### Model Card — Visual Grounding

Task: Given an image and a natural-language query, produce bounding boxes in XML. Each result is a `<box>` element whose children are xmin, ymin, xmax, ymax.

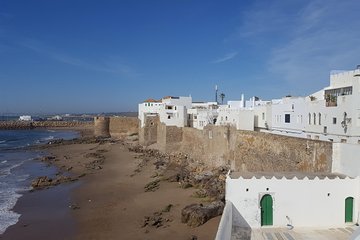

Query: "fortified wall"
<box><xmin>93</xmin><ymin>115</ymin><xmax>333</xmax><ymax>172</ymax></box>
<box><xmin>93</xmin><ymin>116</ymin><xmax>139</xmax><ymax>139</ymax></box>
<box><xmin>139</xmin><ymin>118</ymin><xmax>333</xmax><ymax>172</ymax></box>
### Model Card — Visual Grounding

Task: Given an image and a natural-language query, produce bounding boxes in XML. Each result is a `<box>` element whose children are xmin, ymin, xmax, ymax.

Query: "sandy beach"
<box><xmin>1</xmin><ymin>131</ymin><xmax>221</xmax><ymax>240</ymax></box>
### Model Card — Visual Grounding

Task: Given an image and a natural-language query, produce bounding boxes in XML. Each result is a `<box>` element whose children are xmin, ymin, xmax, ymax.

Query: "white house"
<box><xmin>188</xmin><ymin>102</ymin><xmax>218</xmax><ymax>130</ymax></box>
<box><xmin>216</xmin><ymin>172</ymin><xmax>360</xmax><ymax>239</ymax></box>
<box><xmin>18</xmin><ymin>115</ymin><xmax>32</xmax><ymax>121</ymax></box>
<box><xmin>216</xmin><ymin>104</ymin><xmax>254</xmax><ymax>131</ymax></box>
<box><xmin>138</xmin><ymin>96</ymin><xmax>192</xmax><ymax>128</ymax></box>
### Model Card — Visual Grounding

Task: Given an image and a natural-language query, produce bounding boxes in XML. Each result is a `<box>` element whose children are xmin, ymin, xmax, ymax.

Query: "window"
<box><xmin>285</xmin><ymin>114</ymin><xmax>290</xmax><ymax>123</ymax></box>
<box><xmin>225</xmin><ymin>116</ymin><xmax>228</xmax><ymax>121</ymax></box>
<box><xmin>313</xmin><ymin>113</ymin><xmax>316</xmax><ymax>125</ymax></box>
<box><xmin>174</xmin><ymin>106</ymin><xmax>177</xmax><ymax>110</ymax></box>
<box><xmin>341</xmin><ymin>139</ymin><xmax>347</xmax><ymax>143</ymax></box>
<box><xmin>262</xmin><ymin>113</ymin><xmax>265</xmax><ymax>120</ymax></box>
<box><xmin>167</xmin><ymin>115</ymin><xmax>171</xmax><ymax>119</ymax></box>
<box><xmin>319</xmin><ymin>113</ymin><xmax>321</xmax><ymax>125</ymax></box>
<box><xmin>309</xmin><ymin>113</ymin><xmax>311</xmax><ymax>125</ymax></box>
<box><xmin>292</xmin><ymin>104</ymin><xmax>294</xmax><ymax>110</ymax></box>
<box><xmin>324</xmin><ymin>126</ymin><xmax>327</xmax><ymax>134</ymax></box>
<box><xmin>333</xmin><ymin>117</ymin><xmax>337</xmax><ymax>124</ymax></box>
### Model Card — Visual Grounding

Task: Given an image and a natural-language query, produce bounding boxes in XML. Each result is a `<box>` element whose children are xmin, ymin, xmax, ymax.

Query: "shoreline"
<box><xmin>0</xmin><ymin>127</ymin><xmax>91</xmax><ymax>240</ymax></box>
<box><xmin>1</xmin><ymin>128</ymin><xmax>222</xmax><ymax>239</ymax></box>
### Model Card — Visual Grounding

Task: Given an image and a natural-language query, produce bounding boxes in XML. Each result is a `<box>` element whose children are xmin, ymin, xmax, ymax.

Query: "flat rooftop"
<box><xmin>229</xmin><ymin>171</ymin><xmax>350</xmax><ymax>179</ymax></box>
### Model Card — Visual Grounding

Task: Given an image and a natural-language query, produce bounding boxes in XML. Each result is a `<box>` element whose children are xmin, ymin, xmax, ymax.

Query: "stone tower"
<box><xmin>94</xmin><ymin>116</ymin><xmax>111</xmax><ymax>138</ymax></box>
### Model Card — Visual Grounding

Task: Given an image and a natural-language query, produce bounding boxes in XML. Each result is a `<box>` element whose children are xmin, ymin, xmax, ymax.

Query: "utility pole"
<box><xmin>215</xmin><ymin>85</ymin><xmax>218</xmax><ymax>104</ymax></box>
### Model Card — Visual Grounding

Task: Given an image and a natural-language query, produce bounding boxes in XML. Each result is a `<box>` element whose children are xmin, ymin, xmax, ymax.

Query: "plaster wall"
<box><xmin>332</xmin><ymin>143</ymin><xmax>360</xmax><ymax>177</ymax></box>
<box><xmin>226</xmin><ymin>176</ymin><xmax>360</xmax><ymax>228</ymax></box>
<box><xmin>216</xmin><ymin>108</ymin><xmax>254</xmax><ymax>131</ymax></box>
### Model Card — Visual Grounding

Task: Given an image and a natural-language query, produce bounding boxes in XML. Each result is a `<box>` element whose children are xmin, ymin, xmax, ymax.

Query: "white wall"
<box><xmin>159</xmin><ymin>105</ymin><xmax>187</xmax><ymax>127</ymax></box>
<box><xmin>216</xmin><ymin>107</ymin><xmax>254</xmax><ymax>131</ymax></box>
<box><xmin>226</xmin><ymin>176</ymin><xmax>360</xmax><ymax>228</ymax></box>
<box><xmin>332</xmin><ymin>143</ymin><xmax>360</xmax><ymax>178</ymax></box>
<box><xmin>271</xmin><ymin>97</ymin><xmax>306</xmax><ymax>134</ymax></box>
<box><xmin>138</xmin><ymin>102</ymin><xmax>164</xmax><ymax>127</ymax></box>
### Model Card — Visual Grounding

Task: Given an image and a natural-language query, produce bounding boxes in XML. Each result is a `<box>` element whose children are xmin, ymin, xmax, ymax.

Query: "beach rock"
<box><xmin>188</xmin><ymin>235</ymin><xmax>198</xmax><ymax>240</ymax></box>
<box><xmin>162</xmin><ymin>204</ymin><xmax>173</xmax><ymax>213</ymax></box>
<box><xmin>85</xmin><ymin>158</ymin><xmax>104</xmax><ymax>170</ymax></box>
<box><xmin>181</xmin><ymin>201</ymin><xmax>224</xmax><ymax>227</ymax></box>
<box><xmin>40</xmin><ymin>156</ymin><xmax>56</xmax><ymax>162</ymax></box>
<box><xmin>142</xmin><ymin>211</ymin><xmax>172</xmax><ymax>229</ymax></box>
<box><xmin>193</xmin><ymin>189</ymin><xmax>207</xmax><ymax>198</ymax></box>
<box><xmin>144</xmin><ymin>179</ymin><xmax>160</xmax><ymax>192</ymax></box>
<box><xmin>31</xmin><ymin>175</ymin><xmax>79</xmax><ymax>189</ymax></box>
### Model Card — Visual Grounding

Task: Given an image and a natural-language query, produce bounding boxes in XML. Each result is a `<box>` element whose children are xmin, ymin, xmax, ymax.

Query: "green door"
<box><xmin>345</xmin><ymin>197</ymin><xmax>354</xmax><ymax>223</ymax></box>
<box><xmin>260</xmin><ymin>194</ymin><xmax>273</xmax><ymax>226</ymax></box>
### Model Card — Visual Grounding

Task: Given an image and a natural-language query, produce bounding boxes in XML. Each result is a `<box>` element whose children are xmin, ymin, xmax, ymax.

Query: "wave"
<box><xmin>0</xmin><ymin>140</ymin><xmax>6</xmax><ymax>144</ymax></box>
<box><xmin>0</xmin><ymin>189</ymin><xmax>23</xmax><ymax>234</ymax></box>
<box><xmin>1</xmin><ymin>160</ymin><xmax>7</xmax><ymax>164</ymax></box>
<box><xmin>40</xmin><ymin>136</ymin><xmax>54</xmax><ymax>142</ymax></box>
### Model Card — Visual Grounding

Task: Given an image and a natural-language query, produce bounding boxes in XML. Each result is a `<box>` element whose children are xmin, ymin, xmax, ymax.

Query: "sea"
<box><xmin>0</xmin><ymin>129</ymin><xmax>79</xmax><ymax>234</ymax></box>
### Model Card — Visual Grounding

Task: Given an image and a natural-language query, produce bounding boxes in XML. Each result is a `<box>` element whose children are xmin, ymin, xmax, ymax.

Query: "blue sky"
<box><xmin>0</xmin><ymin>0</ymin><xmax>359</xmax><ymax>114</ymax></box>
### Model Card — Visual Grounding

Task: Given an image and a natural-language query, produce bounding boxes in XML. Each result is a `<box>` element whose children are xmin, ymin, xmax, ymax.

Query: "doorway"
<box><xmin>345</xmin><ymin>197</ymin><xmax>354</xmax><ymax>223</ymax></box>
<box><xmin>260</xmin><ymin>194</ymin><xmax>273</xmax><ymax>226</ymax></box>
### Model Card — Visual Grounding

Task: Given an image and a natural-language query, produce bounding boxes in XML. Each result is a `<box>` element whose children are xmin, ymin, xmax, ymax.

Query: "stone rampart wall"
<box><xmin>149</xmin><ymin>123</ymin><xmax>333</xmax><ymax>172</ymax></box>
<box><xmin>109</xmin><ymin>116</ymin><xmax>138</xmax><ymax>139</ymax></box>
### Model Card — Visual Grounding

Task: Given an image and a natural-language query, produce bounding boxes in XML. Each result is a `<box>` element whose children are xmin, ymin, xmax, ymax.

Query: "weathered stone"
<box><xmin>31</xmin><ymin>175</ymin><xmax>79</xmax><ymax>189</ymax></box>
<box><xmin>181</xmin><ymin>201</ymin><xmax>224</xmax><ymax>227</ymax></box>
<box><xmin>144</xmin><ymin>179</ymin><xmax>160</xmax><ymax>192</ymax></box>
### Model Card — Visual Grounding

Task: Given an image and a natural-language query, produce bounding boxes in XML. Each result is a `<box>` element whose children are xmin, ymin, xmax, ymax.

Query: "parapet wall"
<box><xmin>142</xmin><ymin>121</ymin><xmax>333</xmax><ymax>172</ymax></box>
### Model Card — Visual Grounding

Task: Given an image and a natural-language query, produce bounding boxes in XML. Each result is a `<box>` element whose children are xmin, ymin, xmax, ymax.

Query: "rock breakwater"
<box><xmin>0</xmin><ymin>121</ymin><xmax>93</xmax><ymax>130</ymax></box>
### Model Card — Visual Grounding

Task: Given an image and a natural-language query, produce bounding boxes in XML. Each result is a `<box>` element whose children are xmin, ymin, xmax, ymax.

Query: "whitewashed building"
<box><xmin>216</xmin><ymin>172</ymin><xmax>360</xmax><ymax>239</ymax></box>
<box><xmin>138</xmin><ymin>96</ymin><xmax>192</xmax><ymax>128</ymax></box>
<box><xmin>216</xmin><ymin>104</ymin><xmax>254</xmax><ymax>131</ymax></box>
<box><xmin>254</xmin><ymin>67</ymin><xmax>360</xmax><ymax>144</ymax></box>
<box><xmin>18</xmin><ymin>115</ymin><xmax>32</xmax><ymax>121</ymax></box>
<box><xmin>187</xmin><ymin>102</ymin><xmax>218</xmax><ymax>130</ymax></box>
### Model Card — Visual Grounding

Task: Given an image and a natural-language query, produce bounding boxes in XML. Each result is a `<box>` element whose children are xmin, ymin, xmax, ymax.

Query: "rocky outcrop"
<box><xmin>181</xmin><ymin>201</ymin><xmax>224</xmax><ymax>227</ymax></box>
<box><xmin>31</xmin><ymin>175</ymin><xmax>81</xmax><ymax>189</ymax></box>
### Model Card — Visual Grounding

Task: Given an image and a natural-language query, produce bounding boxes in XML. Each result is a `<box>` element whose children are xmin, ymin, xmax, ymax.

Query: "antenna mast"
<box><xmin>215</xmin><ymin>85</ymin><xmax>218</xmax><ymax>104</ymax></box>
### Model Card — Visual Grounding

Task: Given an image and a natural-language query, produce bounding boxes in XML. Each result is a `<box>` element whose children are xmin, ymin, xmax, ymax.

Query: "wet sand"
<box><xmin>1</xmin><ymin>136</ymin><xmax>220</xmax><ymax>239</ymax></box>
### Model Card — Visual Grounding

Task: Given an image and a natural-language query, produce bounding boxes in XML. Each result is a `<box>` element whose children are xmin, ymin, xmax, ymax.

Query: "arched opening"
<box><xmin>260</xmin><ymin>194</ymin><xmax>273</xmax><ymax>226</ymax></box>
<box><xmin>308</xmin><ymin>113</ymin><xmax>311</xmax><ymax>125</ymax></box>
<box><xmin>345</xmin><ymin>197</ymin><xmax>354</xmax><ymax>223</ymax></box>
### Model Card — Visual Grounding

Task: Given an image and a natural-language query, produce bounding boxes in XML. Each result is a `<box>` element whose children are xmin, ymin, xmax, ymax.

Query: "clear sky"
<box><xmin>1</xmin><ymin>0</ymin><xmax>359</xmax><ymax>114</ymax></box>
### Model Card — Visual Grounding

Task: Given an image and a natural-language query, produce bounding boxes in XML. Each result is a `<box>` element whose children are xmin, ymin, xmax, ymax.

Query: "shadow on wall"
<box><xmin>232</xmin><ymin>205</ymin><xmax>252</xmax><ymax>240</ymax></box>
<box><xmin>215</xmin><ymin>201</ymin><xmax>251</xmax><ymax>240</ymax></box>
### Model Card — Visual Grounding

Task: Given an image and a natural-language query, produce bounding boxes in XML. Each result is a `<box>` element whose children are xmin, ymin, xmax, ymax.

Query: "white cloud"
<box><xmin>212</xmin><ymin>51</ymin><xmax>238</xmax><ymax>63</ymax></box>
<box><xmin>236</xmin><ymin>0</ymin><xmax>360</xmax><ymax>95</ymax></box>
